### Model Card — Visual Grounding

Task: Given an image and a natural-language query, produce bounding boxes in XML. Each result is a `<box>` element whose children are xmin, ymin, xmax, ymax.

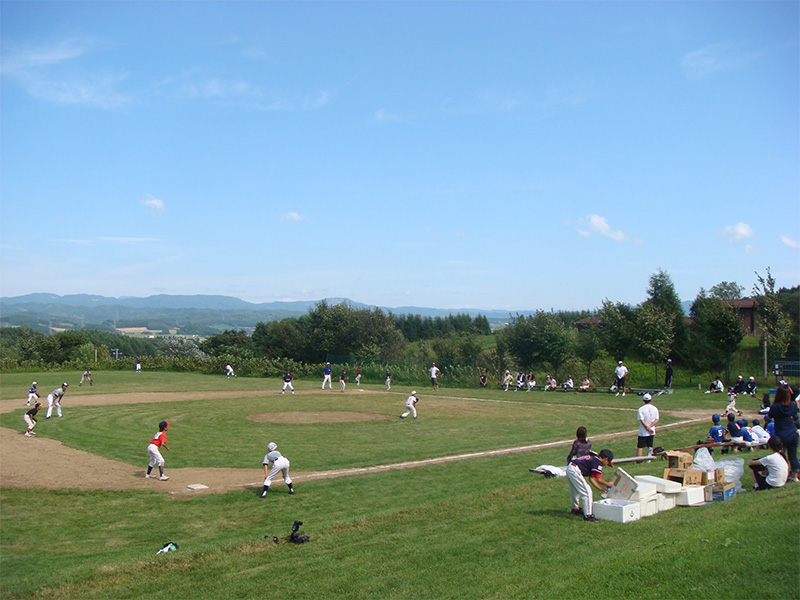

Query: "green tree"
<box><xmin>753</xmin><ymin>268</ymin><xmax>792</xmax><ymax>371</ymax></box>
<box><xmin>688</xmin><ymin>290</ymin><xmax>744</xmax><ymax>378</ymax></box>
<box><xmin>500</xmin><ymin>311</ymin><xmax>571</xmax><ymax>378</ymax></box>
<box><xmin>597</xmin><ymin>300</ymin><xmax>636</xmax><ymax>361</ymax></box>
<box><xmin>710</xmin><ymin>281</ymin><xmax>745</xmax><ymax>301</ymax></box>
<box><xmin>644</xmin><ymin>269</ymin><xmax>686</xmax><ymax>361</ymax></box>
<box><xmin>574</xmin><ymin>321</ymin><xmax>604</xmax><ymax>378</ymax></box>
<box><xmin>200</xmin><ymin>330</ymin><xmax>254</xmax><ymax>358</ymax></box>
<box><xmin>252</xmin><ymin>320</ymin><xmax>304</xmax><ymax>360</ymax></box>
<box><xmin>634</xmin><ymin>302</ymin><xmax>674</xmax><ymax>383</ymax></box>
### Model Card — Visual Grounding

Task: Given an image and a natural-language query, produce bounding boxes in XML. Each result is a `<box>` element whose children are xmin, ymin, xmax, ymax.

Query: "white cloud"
<box><xmin>577</xmin><ymin>214</ymin><xmax>640</xmax><ymax>244</ymax></box>
<box><xmin>781</xmin><ymin>235</ymin><xmax>800</xmax><ymax>250</ymax></box>
<box><xmin>454</xmin><ymin>231</ymin><xmax>466</xmax><ymax>238</ymax></box>
<box><xmin>282</xmin><ymin>212</ymin><xmax>306</xmax><ymax>222</ymax></box>
<box><xmin>681</xmin><ymin>43</ymin><xmax>752</xmax><ymax>79</ymax></box>
<box><xmin>1</xmin><ymin>39</ymin><xmax>134</xmax><ymax>110</ymax></box>
<box><xmin>721</xmin><ymin>222</ymin><xmax>753</xmax><ymax>243</ymax></box>
<box><xmin>141</xmin><ymin>195</ymin><xmax>165</xmax><ymax>216</ymax></box>
<box><xmin>100</xmin><ymin>237</ymin><xmax>161</xmax><ymax>244</ymax></box>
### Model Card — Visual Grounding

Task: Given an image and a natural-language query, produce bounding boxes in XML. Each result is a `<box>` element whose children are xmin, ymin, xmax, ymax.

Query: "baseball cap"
<box><xmin>737</xmin><ymin>419</ymin><xmax>746</xmax><ymax>427</ymax></box>
<box><xmin>159</xmin><ymin>420</ymin><xmax>171</xmax><ymax>429</ymax></box>
<box><xmin>618</xmin><ymin>361</ymin><xmax>623</xmax><ymax>365</ymax></box>
<box><xmin>712</xmin><ymin>413</ymin><xmax>720</xmax><ymax>422</ymax></box>
<box><xmin>643</xmin><ymin>393</ymin><xmax>652</xmax><ymax>402</ymax></box>
<box><xmin>61</xmin><ymin>382</ymin><xmax>69</xmax><ymax>387</ymax></box>
<box><xmin>32</xmin><ymin>381</ymin><xmax>37</xmax><ymax>385</ymax></box>
<box><xmin>753</xmin><ymin>419</ymin><xmax>760</xmax><ymax>425</ymax></box>
<box><xmin>268</xmin><ymin>442</ymin><xmax>277</xmax><ymax>451</ymax></box>
<box><xmin>737</xmin><ymin>375</ymin><xmax>743</xmax><ymax>379</ymax></box>
<box><xmin>749</xmin><ymin>377</ymin><xmax>755</xmax><ymax>381</ymax></box>
<box><xmin>599</xmin><ymin>449</ymin><xmax>614</xmax><ymax>466</ymax></box>
<box><xmin>411</xmin><ymin>390</ymin><xmax>417</xmax><ymax>395</ymax></box>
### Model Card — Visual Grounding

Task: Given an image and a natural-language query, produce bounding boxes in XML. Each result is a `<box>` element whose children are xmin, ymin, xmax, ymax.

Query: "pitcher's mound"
<box><xmin>247</xmin><ymin>411</ymin><xmax>392</xmax><ymax>424</ymax></box>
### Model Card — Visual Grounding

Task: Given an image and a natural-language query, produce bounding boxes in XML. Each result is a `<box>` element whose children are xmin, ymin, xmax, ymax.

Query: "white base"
<box><xmin>186</xmin><ymin>483</ymin><xmax>209</xmax><ymax>491</ymax></box>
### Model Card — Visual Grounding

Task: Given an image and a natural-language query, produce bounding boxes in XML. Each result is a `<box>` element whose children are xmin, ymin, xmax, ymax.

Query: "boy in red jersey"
<box><xmin>146</xmin><ymin>421</ymin><xmax>171</xmax><ymax>481</ymax></box>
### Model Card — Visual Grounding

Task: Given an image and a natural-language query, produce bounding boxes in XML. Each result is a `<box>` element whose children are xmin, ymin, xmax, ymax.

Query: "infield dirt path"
<box><xmin>0</xmin><ymin>391</ymin><xmax>708</xmax><ymax>495</ymax></box>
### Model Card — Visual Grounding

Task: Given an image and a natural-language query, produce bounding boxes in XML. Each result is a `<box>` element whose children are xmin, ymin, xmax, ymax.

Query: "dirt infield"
<box><xmin>0</xmin><ymin>391</ymin><xmax>707</xmax><ymax>495</ymax></box>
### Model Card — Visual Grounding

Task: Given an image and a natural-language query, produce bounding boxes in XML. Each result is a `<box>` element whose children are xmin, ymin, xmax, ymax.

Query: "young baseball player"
<box><xmin>23</xmin><ymin>402</ymin><xmax>42</xmax><ymax>437</ymax></box>
<box><xmin>26</xmin><ymin>381</ymin><xmax>38</xmax><ymax>406</ymax></box>
<box><xmin>702</xmin><ymin>413</ymin><xmax>728</xmax><ymax>453</ymax></box>
<box><xmin>261</xmin><ymin>442</ymin><xmax>294</xmax><ymax>496</ymax></box>
<box><xmin>79</xmin><ymin>368</ymin><xmax>93</xmax><ymax>386</ymax></box>
<box><xmin>723</xmin><ymin>388</ymin><xmax>743</xmax><ymax>417</ymax></box>
<box><xmin>322</xmin><ymin>363</ymin><xmax>333</xmax><ymax>389</ymax></box>
<box><xmin>430</xmin><ymin>363</ymin><xmax>440</xmax><ymax>390</ymax></box>
<box><xmin>385</xmin><ymin>370</ymin><xmax>392</xmax><ymax>390</ymax></box>
<box><xmin>566</xmin><ymin>449</ymin><xmax>615</xmax><ymax>522</ymax></box>
<box><xmin>45</xmin><ymin>383</ymin><xmax>68</xmax><ymax>419</ymax></box>
<box><xmin>339</xmin><ymin>369</ymin><xmax>347</xmax><ymax>392</ymax></box>
<box><xmin>355</xmin><ymin>367</ymin><xmax>361</xmax><ymax>386</ymax></box>
<box><xmin>400</xmin><ymin>391</ymin><xmax>419</xmax><ymax>419</ymax></box>
<box><xmin>146</xmin><ymin>421</ymin><xmax>171</xmax><ymax>480</ymax></box>
<box><xmin>225</xmin><ymin>364</ymin><xmax>236</xmax><ymax>377</ymax></box>
<box><xmin>282</xmin><ymin>371</ymin><xmax>295</xmax><ymax>394</ymax></box>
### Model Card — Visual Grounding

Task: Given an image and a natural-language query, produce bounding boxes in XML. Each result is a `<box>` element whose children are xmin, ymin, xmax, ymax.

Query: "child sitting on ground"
<box><xmin>726</xmin><ymin>413</ymin><xmax>746</xmax><ymax>451</ymax></box>
<box><xmin>759</xmin><ymin>393</ymin><xmax>771</xmax><ymax>415</ymax></box>
<box><xmin>750</xmin><ymin>419</ymin><xmax>771</xmax><ymax>447</ymax></box>
<box><xmin>748</xmin><ymin>436</ymin><xmax>789</xmax><ymax>490</ymax></box>
<box><xmin>698</xmin><ymin>413</ymin><xmax>728</xmax><ymax>453</ymax></box>
<box><xmin>566</xmin><ymin>426</ymin><xmax>592</xmax><ymax>463</ymax></box>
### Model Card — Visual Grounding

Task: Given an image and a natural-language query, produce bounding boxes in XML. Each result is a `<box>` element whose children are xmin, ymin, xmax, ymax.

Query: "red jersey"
<box><xmin>150</xmin><ymin>431</ymin><xmax>167</xmax><ymax>447</ymax></box>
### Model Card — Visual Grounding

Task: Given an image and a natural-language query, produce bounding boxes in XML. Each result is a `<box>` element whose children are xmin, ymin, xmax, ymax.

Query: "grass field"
<box><xmin>1</xmin><ymin>371</ymin><xmax>798</xmax><ymax>599</ymax></box>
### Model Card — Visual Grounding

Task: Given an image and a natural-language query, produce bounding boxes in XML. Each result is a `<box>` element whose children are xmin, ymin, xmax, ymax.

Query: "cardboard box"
<box><xmin>656</xmin><ymin>492</ymin><xmax>677</xmax><ymax>511</ymax></box>
<box><xmin>665</xmin><ymin>451</ymin><xmax>693</xmax><ymax>469</ymax></box>
<box><xmin>704</xmin><ymin>482</ymin><xmax>736</xmax><ymax>502</ymax></box>
<box><xmin>677</xmin><ymin>486</ymin><xmax>706</xmax><ymax>506</ymax></box>
<box><xmin>701</xmin><ymin>470</ymin><xmax>716</xmax><ymax>485</ymax></box>
<box><xmin>715</xmin><ymin>468</ymin><xmax>726</xmax><ymax>483</ymax></box>
<box><xmin>593</xmin><ymin>499</ymin><xmax>641</xmax><ymax>523</ymax></box>
<box><xmin>664</xmin><ymin>468</ymin><xmax>703</xmax><ymax>486</ymax></box>
<box><xmin>635</xmin><ymin>475</ymin><xmax>682</xmax><ymax>494</ymax></box>
<box><xmin>639</xmin><ymin>496</ymin><xmax>659</xmax><ymax>517</ymax></box>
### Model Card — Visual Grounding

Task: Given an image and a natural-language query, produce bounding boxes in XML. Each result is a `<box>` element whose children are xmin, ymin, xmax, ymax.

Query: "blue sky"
<box><xmin>1</xmin><ymin>1</ymin><xmax>798</xmax><ymax>311</ymax></box>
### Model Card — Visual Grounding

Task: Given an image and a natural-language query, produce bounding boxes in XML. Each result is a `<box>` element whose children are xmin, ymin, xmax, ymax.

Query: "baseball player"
<box><xmin>322</xmin><ymin>363</ymin><xmax>333</xmax><ymax>389</ymax></box>
<box><xmin>45</xmin><ymin>383</ymin><xmax>68</xmax><ymax>419</ymax></box>
<box><xmin>135</xmin><ymin>357</ymin><xmax>141</xmax><ymax>373</ymax></box>
<box><xmin>400</xmin><ymin>391</ymin><xmax>419</xmax><ymax>419</ymax></box>
<box><xmin>225</xmin><ymin>364</ymin><xmax>236</xmax><ymax>377</ymax></box>
<box><xmin>355</xmin><ymin>367</ymin><xmax>361</xmax><ymax>386</ymax></box>
<box><xmin>26</xmin><ymin>381</ymin><xmax>39</xmax><ymax>406</ymax></box>
<box><xmin>24</xmin><ymin>402</ymin><xmax>42</xmax><ymax>437</ymax></box>
<box><xmin>385</xmin><ymin>370</ymin><xmax>392</xmax><ymax>390</ymax></box>
<box><xmin>261</xmin><ymin>442</ymin><xmax>294</xmax><ymax>496</ymax></box>
<box><xmin>79</xmin><ymin>368</ymin><xmax>93</xmax><ymax>386</ymax></box>
<box><xmin>145</xmin><ymin>421</ymin><xmax>171</xmax><ymax>480</ymax></box>
<box><xmin>339</xmin><ymin>369</ymin><xmax>347</xmax><ymax>393</ymax></box>
<box><xmin>566</xmin><ymin>449</ymin><xmax>615</xmax><ymax>522</ymax></box>
<box><xmin>281</xmin><ymin>371</ymin><xmax>295</xmax><ymax>394</ymax></box>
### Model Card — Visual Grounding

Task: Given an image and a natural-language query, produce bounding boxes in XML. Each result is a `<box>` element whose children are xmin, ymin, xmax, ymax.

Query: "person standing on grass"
<box><xmin>479</xmin><ymin>371</ymin><xmax>488</xmax><ymax>388</ymax></box>
<box><xmin>23</xmin><ymin>402</ymin><xmax>42</xmax><ymax>437</ymax></box>
<box><xmin>26</xmin><ymin>381</ymin><xmax>38</xmax><ymax>406</ymax></box>
<box><xmin>566</xmin><ymin>426</ymin><xmax>592</xmax><ymax>463</ymax></box>
<box><xmin>281</xmin><ymin>371</ymin><xmax>295</xmax><ymax>395</ymax></box>
<box><xmin>79</xmin><ymin>368</ymin><xmax>93</xmax><ymax>386</ymax></box>
<box><xmin>768</xmin><ymin>385</ymin><xmax>799</xmax><ymax>482</ymax></box>
<box><xmin>135</xmin><ymin>357</ymin><xmax>141</xmax><ymax>373</ymax></box>
<box><xmin>355</xmin><ymin>367</ymin><xmax>361</xmax><ymax>386</ymax></box>
<box><xmin>261</xmin><ymin>442</ymin><xmax>294</xmax><ymax>497</ymax></box>
<box><xmin>614</xmin><ymin>361</ymin><xmax>628</xmax><ymax>396</ymax></box>
<box><xmin>322</xmin><ymin>362</ymin><xmax>333</xmax><ymax>389</ymax></box>
<box><xmin>146</xmin><ymin>421</ymin><xmax>171</xmax><ymax>481</ymax></box>
<box><xmin>664</xmin><ymin>359</ymin><xmax>673</xmax><ymax>388</ymax></box>
<box><xmin>566</xmin><ymin>449</ymin><xmax>615</xmax><ymax>522</ymax></box>
<box><xmin>636</xmin><ymin>393</ymin><xmax>659</xmax><ymax>457</ymax></box>
<box><xmin>340</xmin><ymin>369</ymin><xmax>348</xmax><ymax>393</ymax></box>
<box><xmin>45</xmin><ymin>383</ymin><xmax>68</xmax><ymax>419</ymax></box>
<box><xmin>385</xmin><ymin>370</ymin><xmax>392</xmax><ymax>391</ymax></box>
<box><xmin>430</xmin><ymin>363</ymin><xmax>440</xmax><ymax>390</ymax></box>
<box><xmin>749</xmin><ymin>436</ymin><xmax>789</xmax><ymax>490</ymax></box>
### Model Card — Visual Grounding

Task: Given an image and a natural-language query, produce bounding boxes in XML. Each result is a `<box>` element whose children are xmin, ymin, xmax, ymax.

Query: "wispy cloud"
<box><xmin>781</xmin><ymin>235</ymin><xmax>800</xmax><ymax>250</ymax></box>
<box><xmin>1</xmin><ymin>38</ymin><xmax>134</xmax><ymax>109</ymax></box>
<box><xmin>681</xmin><ymin>43</ymin><xmax>753</xmax><ymax>79</ymax></box>
<box><xmin>282</xmin><ymin>212</ymin><xmax>306</xmax><ymax>222</ymax></box>
<box><xmin>576</xmin><ymin>214</ymin><xmax>641</xmax><ymax>244</ymax></box>
<box><xmin>373</xmin><ymin>108</ymin><xmax>404</xmax><ymax>122</ymax></box>
<box><xmin>721</xmin><ymin>222</ymin><xmax>753</xmax><ymax>243</ymax></box>
<box><xmin>99</xmin><ymin>237</ymin><xmax>161</xmax><ymax>244</ymax></box>
<box><xmin>177</xmin><ymin>77</ymin><xmax>330</xmax><ymax>110</ymax></box>
<box><xmin>141</xmin><ymin>194</ymin><xmax>165</xmax><ymax>216</ymax></box>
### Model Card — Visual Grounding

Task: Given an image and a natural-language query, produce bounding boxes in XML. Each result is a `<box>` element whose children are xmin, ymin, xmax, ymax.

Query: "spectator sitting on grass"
<box><xmin>749</xmin><ymin>435</ymin><xmax>789</xmax><ymax>491</ymax></box>
<box><xmin>750</xmin><ymin>419</ymin><xmax>771</xmax><ymax>447</ymax></box>
<box><xmin>732</xmin><ymin>375</ymin><xmax>747</xmax><ymax>395</ymax></box>
<box><xmin>746</xmin><ymin>377</ymin><xmax>758</xmax><ymax>397</ymax></box>
<box><xmin>580</xmin><ymin>376</ymin><xmax>591</xmax><ymax>392</ymax></box>
<box><xmin>705</xmin><ymin>376</ymin><xmax>725</xmax><ymax>394</ymax></box>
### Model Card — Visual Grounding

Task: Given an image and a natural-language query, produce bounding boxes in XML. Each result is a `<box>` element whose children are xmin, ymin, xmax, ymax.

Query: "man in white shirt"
<box><xmin>614</xmin><ymin>361</ymin><xmax>628</xmax><ymax>397</ymax></box>
<box><xmin>636</xmin><ymin>393</ymin><xmax>659</xmax><ymax>457</ymax></box>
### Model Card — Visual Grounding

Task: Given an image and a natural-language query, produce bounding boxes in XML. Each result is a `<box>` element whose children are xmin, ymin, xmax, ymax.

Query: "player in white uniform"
<box><xmin>46</xmin><ymin>383</ymin><xmax>68</xmax><ymax>419</ymax></box>
<box><xmin>614</xmin><ymin>361</ymin><xmax>628</xmax><ymax>396</ymax></box>
<box><xmin>225</xmin><ymin>364</ymin><xmax>236</xmax><ymax>377</ymax></box>
<box><xmin>26</xmin><ymin>382</ymin><xmax>39</xmax><ymax>406</ymax></box>
<box><xmin>261</xmin><ymin>442</ymin><xmax>294</xmax><ymax>496</ymax></box>
<box><xmin>79</xmin><ymin>369</ymin><xmax>93</xmax><ymax>386</ymax></box>
<box><xmin>281</xmin><ymin>371</ymin><xmax>295</xmax><ymax>394</ymax></box>
<box><xmin>400</xmin><ymin>391</ymin><xmax>419</xmax><ymax>419</ymax></box>
<box><xmin>385</xmin><ymin>370</ymin><xmax>392</xmax><ymax>390</ymax></box>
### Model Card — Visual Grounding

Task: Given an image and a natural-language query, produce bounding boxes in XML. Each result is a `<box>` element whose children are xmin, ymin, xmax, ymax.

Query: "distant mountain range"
<box><xmin>0</xmin><ymin>293</ymin><xmax>534</xmax><ymax>335</ymax></box>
